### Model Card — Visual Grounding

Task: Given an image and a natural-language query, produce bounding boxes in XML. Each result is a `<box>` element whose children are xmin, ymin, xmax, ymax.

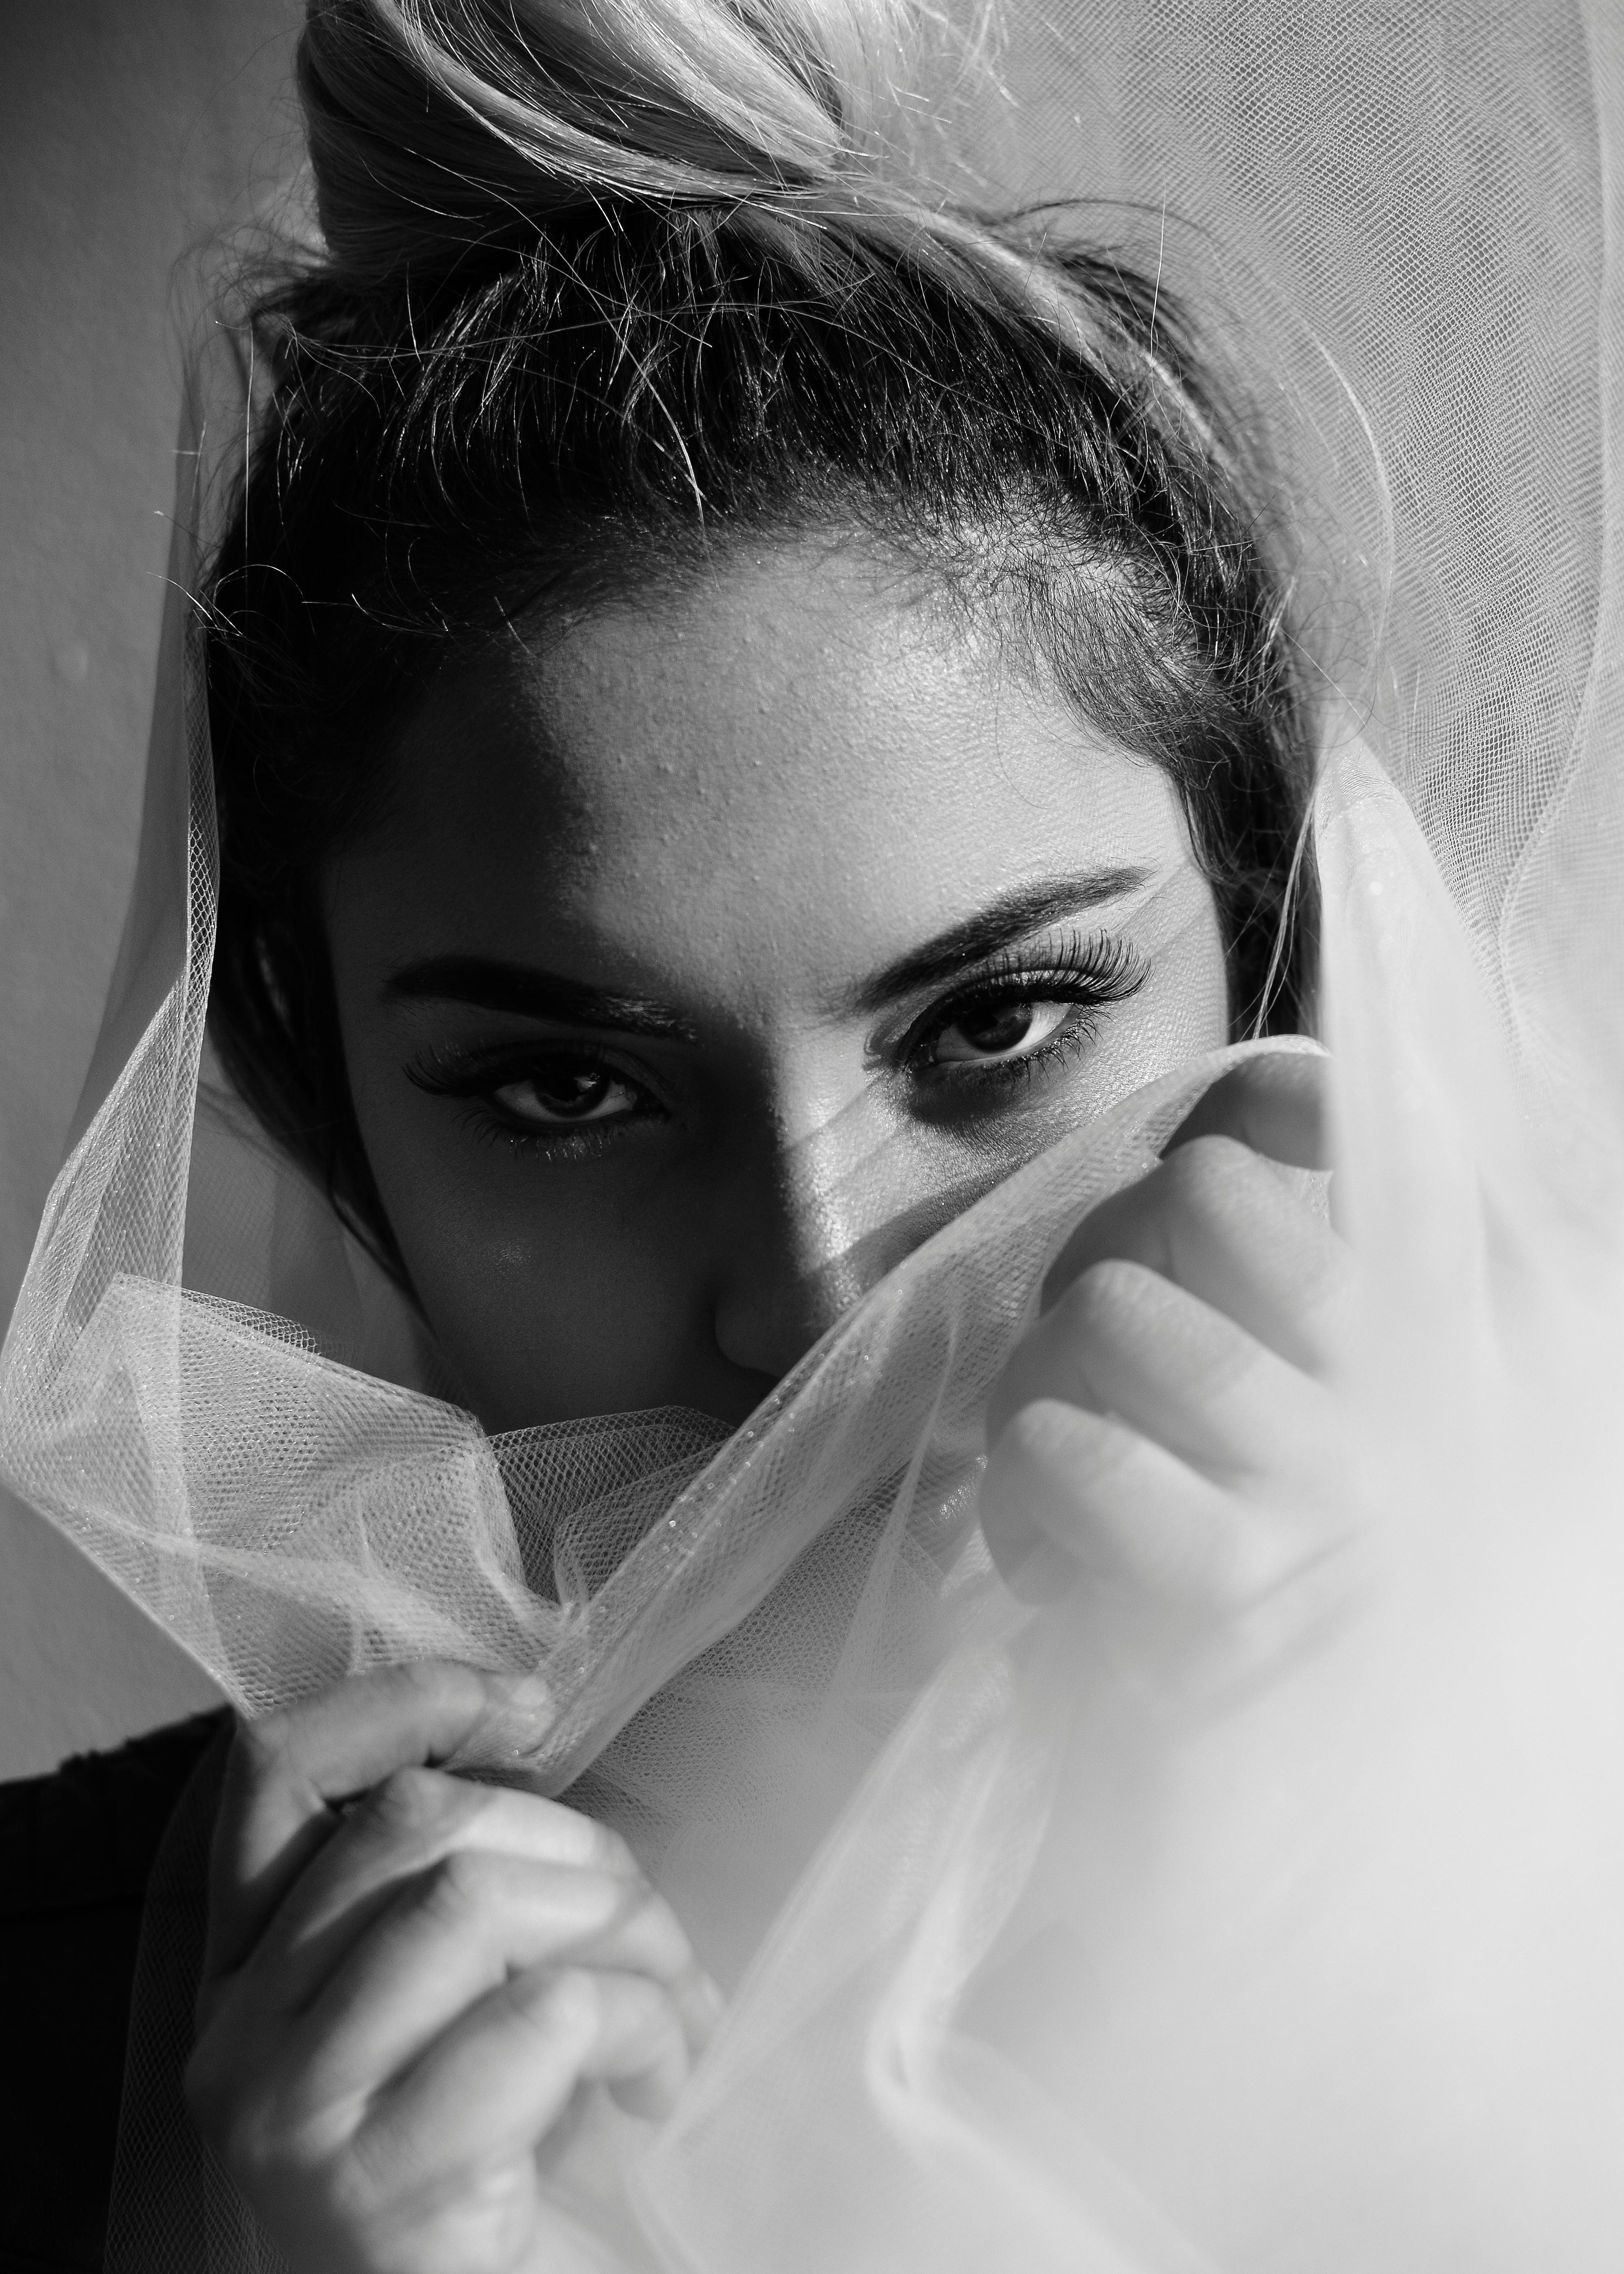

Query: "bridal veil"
<box><xmin>3</xmin><ymin>1</ymin><xmax>1624</xmax><ymax>2265</ymax></box>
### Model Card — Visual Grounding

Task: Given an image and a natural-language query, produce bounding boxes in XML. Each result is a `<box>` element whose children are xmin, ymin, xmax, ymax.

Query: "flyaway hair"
<box><xmin>296</xmin><ymin>0</ymin><xmax>1165</xmax><ymax>366</ymax></box>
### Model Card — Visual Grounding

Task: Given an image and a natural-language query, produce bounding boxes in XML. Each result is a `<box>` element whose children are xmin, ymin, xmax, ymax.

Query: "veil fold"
<box><xmin>5</xmin><ymin>1</ymin><xmax>1624</xmax><ymax>2265</ymax></box>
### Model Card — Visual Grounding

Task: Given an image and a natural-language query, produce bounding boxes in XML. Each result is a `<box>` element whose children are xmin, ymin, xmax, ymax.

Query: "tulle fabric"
<box><xmin>4</xmin><ymin>0</ymin><xmax>1624</xmax><ymax>2265</ymax></box>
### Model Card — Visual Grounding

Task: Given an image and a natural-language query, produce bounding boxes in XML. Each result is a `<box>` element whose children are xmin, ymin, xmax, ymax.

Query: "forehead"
<box><xmin>340</xmin><ymin>535</ymin><xmax>1194</xmax><ymax>997</ymax></box>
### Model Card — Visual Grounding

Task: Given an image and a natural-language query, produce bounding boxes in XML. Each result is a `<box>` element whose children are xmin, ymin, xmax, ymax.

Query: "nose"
<box><xmin>708</xmin><ymin>1105</ymin><xmax>993</xmax><ymax>1386</ymax></box>
<box><xmin>709</xmin><ymin>1132</ymin><xmax>873</xmax><ymax>1383</ymax></box>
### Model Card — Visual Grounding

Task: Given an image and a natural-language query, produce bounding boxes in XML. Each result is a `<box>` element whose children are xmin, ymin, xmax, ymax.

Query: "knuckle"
<box><xmin>393</xmin><ymin>1656</ymin><xmax>485</xmax><ymax>1714</ymax></box>
<box><xmin>1063</xmin><ymin>1254</ymin><xmax>1156</xmax><ymax>1330</ymax></box>
<box><xmin>1163</xmin><ymin>1131</ymin><xmax>1250</xmax><ymax>1203</ymax></box>
<box><xmin>609</xmin><ymin>1969</ymin><xmax>674</xmax><ymax>2042</ymax></box>
<box><xmin>366</xmin><ymin>1763</ymin><xmax>466</xmax><ymax>1842</ymax></box>
<box><xmin>418</xmin><ymin>1843</ymin><xmax>493</xmax><ymax>1926</ymax></box>
<box><xmin>504</xmin><ymin>1961</ymin><xmax>599</xmax><ymax>2054</ymax></box>
<box><xmin>185</xmin><ymin>2040</ymin><xmax>273</xmax><ymax>2181</ymax></box>
<box><xmin>549</xmin><ymin>1962</ymin><xmax>602</xmax><ymax>2023</ymax></box>
<box><xmin>1002</xmin><ymin>1396</ymin><xmax>1079</xmax><ymax>1464</ymax></box>
<box><xmin>591</xmin><ymin>1821</ymin><xmax>637</xmax><ymax>1878</ymax></box>
<box><xmin>619</xmin><ymin>1880</ymin><xmax>678</xmax><ymax>1959</ymax></box>
<box><xmin>1009</xmin><ymin>1396</ymin><xmax>1129</xmax><ymax>1486</ymax></box>
<box><xmin>233</xmin><ymin>1710</ymin><xmax>295</xmax><ymax>1785</ymax></box>
<box><xmin>548</xmin><ymin>1798</ymin><xmax>635</xmax><ymax>1875</ymax></box>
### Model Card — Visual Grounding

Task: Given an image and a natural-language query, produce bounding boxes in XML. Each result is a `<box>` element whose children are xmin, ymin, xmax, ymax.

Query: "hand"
<box><xmin>981</xmin><ymin>1054</ymin><xmax>1354</xmax><ymax>1651</ymax></box>
<box><xmin>185</xmin><ymin>1662</ymin><xmax>719</xmax><ymax>2274</ymax></box>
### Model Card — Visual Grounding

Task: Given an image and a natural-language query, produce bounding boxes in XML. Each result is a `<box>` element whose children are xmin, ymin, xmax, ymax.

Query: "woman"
<box><xmin>5</xmin><ymin>1</ymin><xmax>1623</xmax><ymax>2269</ymax></box>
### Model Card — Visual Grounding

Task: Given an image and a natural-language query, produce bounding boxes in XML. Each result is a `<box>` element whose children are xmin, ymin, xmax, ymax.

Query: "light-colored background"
<box><xmin>0</xmin><ymin>0</ymin><xmax>302</xmax><ymax>1777</ymax></box>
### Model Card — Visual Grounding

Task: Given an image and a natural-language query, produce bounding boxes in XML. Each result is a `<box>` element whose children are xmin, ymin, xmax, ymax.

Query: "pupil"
<box><xmin>532</xmin><ymin>1067</ymin><xmax>609</xmax><ymax>1117</ymax></box>
<box><xmin>959</xmin><ymin>1002</ymin><xmax>1034</xmax><ymax>1055</ymax></box>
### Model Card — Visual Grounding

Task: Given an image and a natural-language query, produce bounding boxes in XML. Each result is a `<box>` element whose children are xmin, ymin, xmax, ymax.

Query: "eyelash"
<box><xmin>405</xmin><ymin>929</ymin><xmax>1151</xmax><ymax>1152</ymax></box>
<box><xmin>900</xmin><ymin>930</ymin><xmax>1150</xmax><ymax>1094</ymax></box>
<box><xmin>406</xmin><ymin>1044</ymin><xmax>664</xmax><ymax>1159</ymax></box>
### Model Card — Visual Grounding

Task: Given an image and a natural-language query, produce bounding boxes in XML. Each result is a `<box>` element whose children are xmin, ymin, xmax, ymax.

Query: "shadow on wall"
<box><xmin>0</xmin><ymin>0</ymin><xmax>303</xmax><ymax>1776</ymax></box>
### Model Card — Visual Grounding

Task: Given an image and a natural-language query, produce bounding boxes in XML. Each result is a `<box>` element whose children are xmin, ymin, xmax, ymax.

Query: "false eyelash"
<box><xmin>901</xmin><ymin>928</ymin><xmax>1151</xmax><ymax>1088</ymax></box>
<box><xmin>405</xmin><ymin>1039</ymin><xmax>583</xmax><ymax>1098</ymax></box>
<box><xmin>406</xmin><ymin>1041</ymin><xmax>665</xmax><ymax>1155</ymax></box>
<box><xmin>961</xmin><ymin>927</ymin><xmax>1147</xmax><ymax>1004</ymax></box>
<box><xmin>406</xmin><ymin>1038</ymin><xmax>647</xmax><ymax>1101</ymax></box>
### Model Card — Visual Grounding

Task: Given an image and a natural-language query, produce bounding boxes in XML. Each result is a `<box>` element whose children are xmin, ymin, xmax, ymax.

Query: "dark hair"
<box><xmin>205</xmin><ymin>0</ymin><xmax>1317</xmax><ymax>1282</ymax></box>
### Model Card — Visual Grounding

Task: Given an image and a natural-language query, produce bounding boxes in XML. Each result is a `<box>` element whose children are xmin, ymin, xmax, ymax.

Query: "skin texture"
<box><xmin>190</xmin><ymin>536</ymin><xmax>1349</xmax><ymax>2273</ymax></box>
<box><xmin>326</xmin><ymin>533</ymin><xmax>1229</xmax><ymax>1429</ymax></box>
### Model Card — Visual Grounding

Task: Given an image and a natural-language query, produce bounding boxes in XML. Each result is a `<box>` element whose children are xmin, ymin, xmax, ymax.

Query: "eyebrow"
<box><xmin>846</xmin><ymin>866</ymin><xmax>1155</xmax><ymax>1014</ymax></box>
<box><xmin>382</xmin><ymin>957</ymin><xmax>700</xmax><ymax>1042</ymax></box>
<box><xmin>382</xmin><ymin>865</ymin><xmax>1155</xmax><ymax>1039</ymax></box>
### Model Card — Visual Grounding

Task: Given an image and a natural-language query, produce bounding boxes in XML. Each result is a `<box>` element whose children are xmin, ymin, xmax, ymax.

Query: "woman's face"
<box><xmin>326</xmin><ymin>535</ymin><xmax>1228</xmax><ymax>1429</ymax></box>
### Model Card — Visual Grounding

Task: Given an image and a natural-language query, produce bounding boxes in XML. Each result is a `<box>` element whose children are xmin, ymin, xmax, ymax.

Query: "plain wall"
<box><xmin>0</xmin><ymin>0</ymin><xmax>302</xmax><ymax>1776</ymax></box>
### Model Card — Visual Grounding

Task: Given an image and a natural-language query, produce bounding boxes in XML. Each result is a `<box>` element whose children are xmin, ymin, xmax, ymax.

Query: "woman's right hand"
<box><xmin>980</xmin><ymin>1053</ymin><xmax>1355</xmax><ymax>1670</ymax></box>
<box><xmin>185</xmin><ymin>1662</ymin><xmax>718</xmax><ymax>2274</ymax></box>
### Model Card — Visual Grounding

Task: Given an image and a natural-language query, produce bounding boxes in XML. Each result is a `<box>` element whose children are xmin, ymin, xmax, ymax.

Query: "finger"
<box><xmin>982</xmin><ymin>1397</ymin><xmax>1306</xmax><ymax>1608</ymax></box>
<box><xmin>1164</xmin><ymin>1049</ymin><xmax>1328</xmax><ymax>1168</ymax></box>
<box><xmin>362</xmin><ymin>1966</ymin><xmax>690</xmax><ymax>2185</ymax></box>
<box><xmin>1038</xmin><ymin>1135</ymin><xmax>1348</xmax><ymax>1372</ymax></box>
<box><xmin>204</xmin><ymin>1662</ymin><xmax>546</xmax><ymax>1989</ymax></box>
<box><xmin>248</xmin><ymin>1770</ymin><xmax>637</xmax><ymax>2002</ymax></box>
<box><xmin>277</xmin><ymin>1850</ymin><xmax>715</xmax><ymax>2102</ymax></box>
<box><xmin>992</xmin><ymin>1259</ymin><xmax>1340</xmax><ymax>1485</ymax></box>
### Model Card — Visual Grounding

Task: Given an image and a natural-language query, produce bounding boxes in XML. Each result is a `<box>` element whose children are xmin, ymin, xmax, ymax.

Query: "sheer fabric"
<box><xmin>4</xmin><ymin>1</ymin><xmax>1624</xmax><ymax>2265</ymax></box>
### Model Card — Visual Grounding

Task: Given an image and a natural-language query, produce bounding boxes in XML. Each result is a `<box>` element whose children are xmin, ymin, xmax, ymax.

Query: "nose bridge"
<box><xmin>710</xmin><ymin>1061</ymin><xmax>903</xmax><ymax>1379</ymax></box>
<box><xmin>708</xmin><ymin>1053</ymin><xmax>1009</xmax><ymax>1382</ymax></box>
<box><xmin>765</xmin><ymin>1092</ymin><xmax>885</xmax><ymax>1323</ymax></box>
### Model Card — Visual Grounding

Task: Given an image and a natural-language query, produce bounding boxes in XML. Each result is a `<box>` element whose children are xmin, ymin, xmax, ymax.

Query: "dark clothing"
<box><xmin>0</xmin><ymin>1713</ymin><xmax>230</xmax><ymax>2273</ymax></box>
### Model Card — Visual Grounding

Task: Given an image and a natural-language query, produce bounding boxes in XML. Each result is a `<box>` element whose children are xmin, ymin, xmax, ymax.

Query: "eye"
<box><xmin>926</xmin><ymin>998</ymin><xmax>1073</xmax><ymax>1067</ymax></box>
<box><xmin>489</xmin><ymin>1059</ymin><xmax>644</xmax><ymax>1127</ymax></box>
<box><xmin>894</xmin><ymin>931</ymin><xmax>1151</xmax><ymax>1097</ymax></box>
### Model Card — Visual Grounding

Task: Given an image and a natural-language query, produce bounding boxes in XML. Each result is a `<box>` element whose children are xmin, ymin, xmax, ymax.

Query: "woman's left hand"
<box><xmin>981</xmin><ymin>1054</ymin><xmax>1354</xmax><ymax>1631</ymax></box>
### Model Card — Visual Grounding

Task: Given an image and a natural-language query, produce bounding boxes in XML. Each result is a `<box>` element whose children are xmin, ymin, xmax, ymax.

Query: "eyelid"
<box><xmin>405</xmin><ymin>1034</ymin><xmax>661</xmax><ymax>1102</ymax></box>
<box><xmin>408</xmin><ymin>1038</ymin><xmax>669</xmax><ymax>1154</ymax></box>
<box><xmin>875</xmin><ymin>930</ymin><xmax>1149</xmax><ymax>1068</ymax></box>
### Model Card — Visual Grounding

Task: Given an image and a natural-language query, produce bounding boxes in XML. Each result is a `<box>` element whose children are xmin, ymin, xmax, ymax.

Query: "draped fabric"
<box><xmin>3</xmin><ymin>2</ymin><xmax>1624</xmax><ymax>2264</ymax></box>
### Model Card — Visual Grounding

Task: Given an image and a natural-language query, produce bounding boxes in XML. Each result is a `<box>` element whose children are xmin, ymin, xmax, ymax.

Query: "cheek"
<box><xmin>340</xmin><ymin>1048</ymin><xmax>760</xmax><ymax>1429</ymax></box>
<box><xmin>399</xmin><ymin>1181</ymin><xmax>685</xmax><ymax>1429</ymax></box>
<box><xmin>338</xmin><ymin>1042</ymin><xmax>630</xmax><ymax>1425</ymax></box>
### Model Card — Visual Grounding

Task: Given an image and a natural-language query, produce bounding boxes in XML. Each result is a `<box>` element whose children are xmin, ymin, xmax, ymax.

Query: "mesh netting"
<box><xmin>5</xmin><ymin>0</ymin><xmax>1624</xmax><ymax>2265</ymax></box>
